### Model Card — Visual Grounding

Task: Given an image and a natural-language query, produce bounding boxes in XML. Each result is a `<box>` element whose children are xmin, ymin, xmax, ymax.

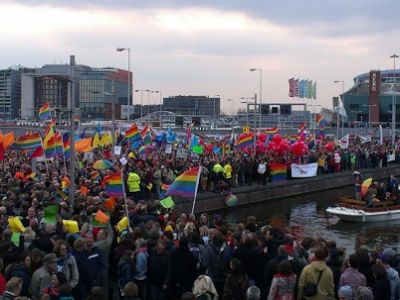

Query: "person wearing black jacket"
<box><xmin>4</xmin><ymin>253</ymin><xmax>31</xmax><ymax>297</ymax></box>
<box><xmin>170</xmin><ymin>236</ymin><xmax>197</xmax><ymax>299</ymax></box>
<box><xmin>147</xmin><ymin>240</ymin><xmax>171</xmax><ymax>300</ymax></box>
<box><xmin>233</xmin><ymin>232</ymin><xmax>263</xmax><ymax>288</ymax></box>
<box><xmin>372</xmin><ymin>263</ymin><xmax>391</xmax><ymax>300</ymax></box>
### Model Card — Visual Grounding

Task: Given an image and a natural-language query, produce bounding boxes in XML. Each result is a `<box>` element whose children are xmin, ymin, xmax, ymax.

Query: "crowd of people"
<box><xmin>0</xmin><ymin>129</ymin><xmax>399</xmax><ymax>299</ymax></box>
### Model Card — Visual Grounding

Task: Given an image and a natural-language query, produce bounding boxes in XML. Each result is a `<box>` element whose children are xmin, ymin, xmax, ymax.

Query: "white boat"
<box><xmin>326</xmin><ymin>205</ymin><xmax>400</xmax><ymax>222</ymax></box>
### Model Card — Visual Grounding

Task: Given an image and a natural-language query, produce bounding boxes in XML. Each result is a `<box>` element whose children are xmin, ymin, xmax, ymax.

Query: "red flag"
<box><xmin>30</xmin><ymin>146</ymin><xmax>44</xmax><ymax>159</ymax></box>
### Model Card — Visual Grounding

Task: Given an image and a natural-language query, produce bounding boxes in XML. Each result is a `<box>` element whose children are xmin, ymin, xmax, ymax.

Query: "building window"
<box><xmin>349</xmin><ymin>104</ymin><xmax>360</xmax><ymax>111</ymax></box>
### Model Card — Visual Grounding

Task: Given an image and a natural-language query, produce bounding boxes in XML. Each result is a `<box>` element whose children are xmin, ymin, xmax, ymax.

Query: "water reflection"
<box><xmin>223</xmin><ymin>187</ymin><xmax>400</xmax><ymax>253</ymax></box>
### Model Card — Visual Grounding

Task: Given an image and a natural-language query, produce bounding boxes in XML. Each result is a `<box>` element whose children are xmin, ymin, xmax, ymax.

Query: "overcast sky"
<box><xmin>2</xmin><ymin>0</ymin><xmax>400</xmax><ymax>112</ymax></box>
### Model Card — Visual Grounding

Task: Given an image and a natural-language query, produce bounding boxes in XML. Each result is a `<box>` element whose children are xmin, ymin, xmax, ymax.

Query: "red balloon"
<box><xmin>325</xmin><ymin>142</ymin><xmax>335</xmax><ymax>152</ymax></box>
<box><xmin>258</xmin><ymin>133</ymin><xmax>267</xmax><ymax>143</ymax></box>
<box><xmin>291</xmin><ymin>141</ymin><xmax>308</xmax><ymax>156</ymax></box>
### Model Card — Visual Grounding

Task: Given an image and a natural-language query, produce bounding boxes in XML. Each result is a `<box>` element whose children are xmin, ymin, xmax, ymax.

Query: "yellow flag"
<box><xmin>62</xmin><ymin>220</ymin><xmax>80</xmax><ymax>234</ymax></box>
<box><xmin>8</xmin><ymin>217</ymin><xmax>25</xmax><ymax>233</ymax></box>
<box><xmin>100</xmin><ymin>133</ymin><xmax>112</xmax><ymax>146</ymax></box>
<box><xmin>92</xmin><ymin>133</ymin><xmax>101</xmax><ymax>149</ymax></box>
<box><xmin>116</xmin><ymin>216</ymin><xmax>129</xmax><ymax>232</ymax></box>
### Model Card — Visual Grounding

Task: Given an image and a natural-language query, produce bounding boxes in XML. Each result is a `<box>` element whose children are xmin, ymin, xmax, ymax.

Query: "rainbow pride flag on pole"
<box><xmin>234</xmin><ymin>133</ymin><xmax>254</xmax><ymax>149</ymax></box>
<box><xmin>44</xmin><ymin>135</ymin><xmax>57</xmax><ymax>158</ymax></box>
<box><xmin>39</xmin><ymin>102</ymin><xmax>51</xmax><ymax>120</ymax></box>
<box><xmin>102</xmin><ymin>171</ymin><xmax>124</xmax><ymax>197</ymax></box>
<box><xmin>166</xmin><ymin>166</ymin><xmax>201</xmax><ymax>198</ymax></box>
<box><xmin>62</xmin><ymin>133</ymin><xmax>70</xmax><ymax>159</ymax></box>
<box><xmin>269</xmin><ymin>162</ymin><xmax>287</xmax><ymax>182</ymax></box>
<box><xmin>12</xmin><ymin>132</ymin><xmax>42</xmax><ymax>150</ymax></box>
<box><xmin>125</xmin><ymin>124</ymin><xmax>140</xmax><ymax>142</ymax></box>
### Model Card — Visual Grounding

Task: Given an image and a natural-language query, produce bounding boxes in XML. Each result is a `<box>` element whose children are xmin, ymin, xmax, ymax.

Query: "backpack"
<box><xmin>208</xmin><ymin>245</ymin><xmax>229</xmax><ymax>282</ymax></box>
<box><xmin>189</xmin><ymin>243</ymin><xmax>203</xmax><ymax>271</ymax></box>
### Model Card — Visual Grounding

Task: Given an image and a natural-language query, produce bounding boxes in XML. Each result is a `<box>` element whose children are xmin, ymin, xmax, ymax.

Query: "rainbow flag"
<box><xmin>44</xmin><ymin>135</ymin><xmax>57</xmax><ymax>158</ymax></box>
<box><xmin>55</xmin><ymin>132</ymin><xmax>63</xmax><ymax>157</ymax></box>
<box><xmin>12</xmin><ymin>132</ymin><xmax>42</xmax><ymax>150</ymax></box>
<box><xmin>63</xmin><ymin>133</ymin><xmax>70</xmax><ymax>159</ymax></box>
<box><xmin>269</xmin><ymin>162</ymin><xmax>287</xmax><ymax>182</ymax></box>
<box><xmin>39</xmin><ymin>102</ymin><xmax>51</xmax><ymax>120</ymax></box>
<box><xmin>234</xmin><ymin>133</ymin><xmax>254</xmax><ymax>149</ymax></box>
<box><xmin>166</xmin><ymin>166</ymin><xmax>200</xmax><ymax>198</ymax></box>
<box><xmin>102</xmin><ymin>171</ymin><xmax>124</xmax><ymax>197</ymax></box>
<box><xmin>264</xmin><ymin>127</ymin><xmax>279</xmax><ymax>134</ymax></box>
<box><xmin>125</xmin><ymin>124</ymin><xmax>140</xmax><ymax>142</ymax></box>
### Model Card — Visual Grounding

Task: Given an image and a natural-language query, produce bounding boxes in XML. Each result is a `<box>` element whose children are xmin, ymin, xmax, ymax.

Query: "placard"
<box><xmin>165</xmin><ymin>144</ymin><xmax>172</xmax><ymax>154</ymax></box>
<box><xmin>114</xmin><ymin>145</ymin><xmax>122</xmax><ymax>156</ymax></box>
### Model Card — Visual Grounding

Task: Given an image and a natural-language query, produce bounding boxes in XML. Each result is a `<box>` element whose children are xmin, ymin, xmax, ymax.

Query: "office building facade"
<box><xmin>163</xmin><ymin>95</ymin><xmax>220</xmax><ymax>118</ymax></box>
<box><xmin>21</xmin><ymin>56</ymin><xmax>132</xmax><ymax>120</ymax></box>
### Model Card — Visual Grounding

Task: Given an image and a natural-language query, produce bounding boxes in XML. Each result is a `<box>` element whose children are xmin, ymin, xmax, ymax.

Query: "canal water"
<box><xmin>223</xmin><ymin>187</ymin><xmax>400</xmax><ymax>254</ymax></box>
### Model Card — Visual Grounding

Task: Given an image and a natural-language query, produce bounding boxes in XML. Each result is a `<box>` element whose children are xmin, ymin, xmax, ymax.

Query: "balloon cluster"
<box><xmin>325</xmin><ymin>141</ymin><xmax>335</xmax><ymax>153</ymax></box>
<box><xmin>267</xmin><ymin>134</ymin><xmax>290</xmax><ymax>155</ymax></box>
<box><xmin>290</xmin><ymin>140</ymin><xmax>308</xmax><ymax>156</ymax></box>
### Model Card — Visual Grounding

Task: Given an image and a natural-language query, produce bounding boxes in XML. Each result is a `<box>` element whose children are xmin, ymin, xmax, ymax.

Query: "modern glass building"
<box><xmin>21</xmin><ymin>57</ymin><xmax>132</xmax><ymax>120</ymax></box>
<box><xmin>342</xmin><ymin>70</ymin><xmax>400</xmax><ymax>126</ymax></box>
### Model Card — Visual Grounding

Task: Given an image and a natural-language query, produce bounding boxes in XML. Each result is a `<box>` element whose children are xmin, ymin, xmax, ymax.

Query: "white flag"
<box><xmin>339</xmin><ymin>134</ymin><xmax>349</xmax><ymax>149</ymax></box>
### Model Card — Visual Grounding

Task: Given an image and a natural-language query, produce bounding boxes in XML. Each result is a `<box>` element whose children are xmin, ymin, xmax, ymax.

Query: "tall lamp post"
<box><xmin>134</xmin><ymin>89</ymin><xmax>145</xmax><ymax>119</ymax></box>
<box><xmin>363</xmin><ymin>104</ymin><xmax>377</xmax><ymax>129</ymax></box>
<box><xmin>391</xmin><ymin>54</ymin><xmax>398</xmax><ymax>145</ymax></box>
<box><xmin>334</xmin><ymin>80</ymin><xmax>345</xmax><ymax>138</ymax></box>
<box><xmin>250</xmin><ymin>68</ymin><xmax>262</xmax><ymax>130</ymax></box>
<box><xmin>116</xmin><ymin>48</ymin><xmax>132</xmax><ymax>121</ymax></box>
<box><xmin>151</xmin><ymin>90</ymin><xmax>162</xmax><ymax>128</ymax></box>
<box><xmin>227</xmin><ymin>98</ymin><xmax>235</xmax><ymax>134</ymax></box>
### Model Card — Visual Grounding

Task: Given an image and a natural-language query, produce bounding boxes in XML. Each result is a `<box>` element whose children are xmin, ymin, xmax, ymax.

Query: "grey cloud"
<box><xmin>11</xmin><ymin>0</ymin><xmax>400</xmax><ymax>36</ymax></box>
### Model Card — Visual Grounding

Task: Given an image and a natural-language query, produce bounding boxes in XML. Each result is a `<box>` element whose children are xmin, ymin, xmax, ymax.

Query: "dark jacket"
<box><xmin>372</xmin><ymin>278</ymin><xmax>391</xmax><ymax>300</ymax></box>
<box><xmin>326</xmin><ymin>253</ymin><xmax>344</xmax><ymax>296</ymax></box>
<box><xmin>84</xmin><ymin>246</ymin><xmax>103</xmax><ymax>285</ymax></box>
<box><xmin>118</xmin><ymin>256</ymin><xmax>135</xmax><ymax>287</ymax></box>
<box><xmin>6</xmin><ymin>264</ymin><xmax>31</xmax><ymax>297</ymax></box>
<box><xmin>233</xmin><ymin>243</ymin><xmax>263</xmax><ymax>285</ymax></box>
<box><xmin>222</xmin><ymin>270</ymin><xmax>248</xmax><ymax>300</ymax></box>
<box><xmin>170</xmin><ymin>243</ymin><xmax>197</xmax><ymax>297</ymax></box>
<box><xmin>147</xmin><ymin>249</ymin><xmax>171</xmax><ymax>287</ymax></box>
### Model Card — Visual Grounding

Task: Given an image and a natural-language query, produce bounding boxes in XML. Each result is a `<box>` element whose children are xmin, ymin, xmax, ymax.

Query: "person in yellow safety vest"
<box><xmin>127</xmin><ymin>170</ymin><xmax>141</xmax><ymax>203</ymax></box>
<box><xmin>223</xmin><ymin>162</ymin><xmax>233</xmax><ymax>188</ymax></box>
<box><xmin>212</xmin><ymin>161</ymin><xmax>223</xmax><ymax>193</ymax></box>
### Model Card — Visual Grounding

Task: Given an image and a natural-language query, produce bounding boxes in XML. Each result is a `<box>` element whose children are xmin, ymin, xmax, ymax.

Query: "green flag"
<box><xmin>11</xmin><ymin>232</ymin><xmax>20</xmax><ymax>247</ymax></box>
<box><xmin>193</xmin><ymin>145</ymin><xmax>203</xmax><ymax>155</ymax></box>
<box><xmin>44</xmin><ymin>205</ymin><xmax>58</xmax><ymax>224</ymax></box>
<box><xmin>160</xmin><ymin>196</ymin><xmax>175</xmax><ymax>209</ymax></box>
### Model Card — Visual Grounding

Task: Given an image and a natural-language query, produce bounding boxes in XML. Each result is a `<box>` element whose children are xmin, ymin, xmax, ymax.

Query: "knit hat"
<box><xmin>355</xmin><ymin>286</ymin><xmax>373</xmax><ymax>300</ymax></box>
<box><xmin>164</xmin><ymin>225</ymin><xmax>173</xmax><ymax>233</ymax></box>
<box><xmin>338</xmin><ymin>285</ymin><xmax>352</xmax><ymax>300</ymax></box>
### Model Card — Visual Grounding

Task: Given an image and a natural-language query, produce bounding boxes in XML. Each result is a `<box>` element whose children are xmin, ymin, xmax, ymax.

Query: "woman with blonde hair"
<box><xmin>193</xmin><ymin>275</ymin><xmax>218</xmax><ymax>300</ymax></box>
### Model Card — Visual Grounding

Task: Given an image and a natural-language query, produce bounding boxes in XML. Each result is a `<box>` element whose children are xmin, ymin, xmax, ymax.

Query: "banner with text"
<box><xmin>291</xmin><ymin>163</ymin><xmax>318</xmax><ymax>178</ymax></box>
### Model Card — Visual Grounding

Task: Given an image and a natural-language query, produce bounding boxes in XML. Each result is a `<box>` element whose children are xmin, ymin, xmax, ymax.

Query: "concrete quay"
<box><xmin>175</xmin><ymin>164</ymin><xmax>400</xmax><ymax>214</ymax></box>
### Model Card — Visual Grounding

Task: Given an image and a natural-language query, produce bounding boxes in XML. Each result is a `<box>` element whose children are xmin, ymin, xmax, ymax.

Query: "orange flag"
<box><xmin>95</xmin><ymin>210</ymin><xmax>110</xmax><ymax>224</ymax></box>
<box><xmin>75</xmin><ymin>137</ymin><xmax>92</xmax><ymax>153</ymax></box>
<box><xmin>103</xmin><ymin>197</ymin><xmax>116</xmax><ymax>211</ymax></box>
<box><xmin>79</xmin><ymin>186</ymin><xmax>89</xmax><ymax>195</ymax></box>
<box><xmin>3</xmin><ymin>132</ymin><xmax>15</xmax><ymax>149</ymax></box>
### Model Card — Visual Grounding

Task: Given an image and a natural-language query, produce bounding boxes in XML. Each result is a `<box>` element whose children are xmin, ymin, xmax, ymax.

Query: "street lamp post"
<box><xmin>363</xmin><ymin>104</ymin><xmax>377</xmax><ymax>129</ymax></box>
<box><xmin>391</xmin><ymin>54</ymin><xmax>398</xmax><ymax>145</ymax></box>
<box><xmin>116</xmin><ymin>47</ymin><xmax>132</xmax><ymax>121</ymax></box>
<box><xmin>228</xmin><ymin>98</ymin><xmax>235</xmax><ymax>134</ymax></box>
<box><xmin>250</xmin><ymin>68</ymin><xmax>262</xmax><ymax>130</ymax></box>
<box><xmin>334</xmin><ymin>80</ymin><xmax>345</xmax><ymax>138</ymax></box>
<box><xmin>134</xmin><ymin>89</ymin><xmax>145</xmax><ymax>119</ymax></box>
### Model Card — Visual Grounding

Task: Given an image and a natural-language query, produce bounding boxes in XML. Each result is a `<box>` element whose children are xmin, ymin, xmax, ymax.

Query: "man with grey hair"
<box><xmin>246</xmin><ymin>286</ymin><xmax>261</xmax><ymax>300</ymax></box>
<box><xmin>30</xmin><ymin>253</ymin><xmax>58</xmax><ymax>300</ymax></box>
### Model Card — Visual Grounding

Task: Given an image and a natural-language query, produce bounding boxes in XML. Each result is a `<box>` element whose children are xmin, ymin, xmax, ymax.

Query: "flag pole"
<box><xmin>191</xmin><ymin>166</ymin><xmax>202</xmax><ymax>215</ymax></box>
<box><xmin>121</xmin><ymin>170</ymin><xmax>132</xmax><ymax>232</ymax></box>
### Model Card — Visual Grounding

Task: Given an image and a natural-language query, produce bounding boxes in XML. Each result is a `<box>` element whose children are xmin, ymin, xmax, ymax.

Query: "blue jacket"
<box><xmin>135</xmin><ymin>248</ymin><xmax>148</xmax><ymax>280</ymax></box>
